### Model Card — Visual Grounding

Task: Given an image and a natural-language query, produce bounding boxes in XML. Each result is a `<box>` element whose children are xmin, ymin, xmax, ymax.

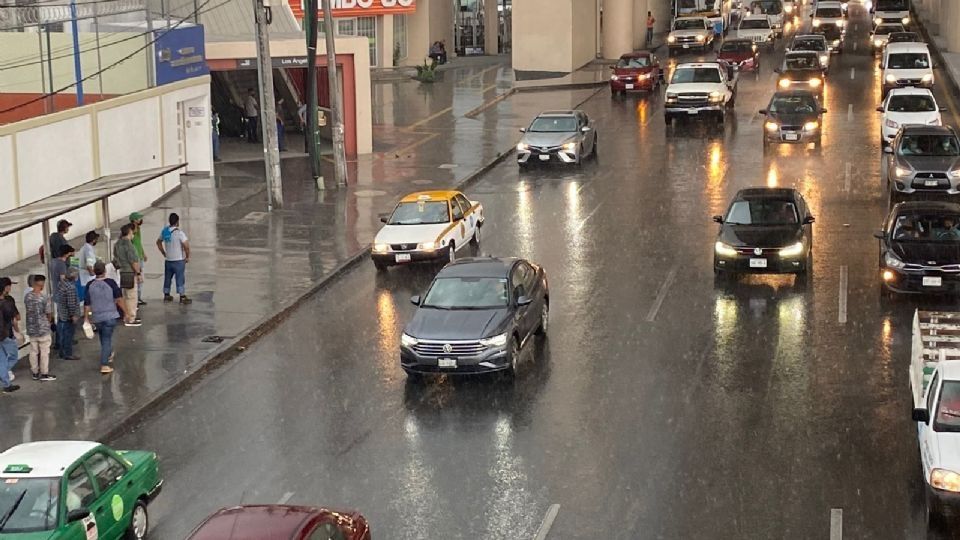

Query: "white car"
<box><xmin>877</xmin><ymin>87</ymin><xmax>943</xmax><ymax>144</ymax></box>
<box><xmin>667</xmin><ymin>17</ymin><xmax>715</xmax><ymax>53</ymax></box>
<box><xmin>372</xmin><ymin>191</ymin><xmax>483</xmax><ymax>270</ymax></box>
<box><xmin>871</xmin><ymin>22</ymin><xmax>905</xmax><ymax>54</ymax></box>
<box><xmin>882</xmin><ymin>42</ymin><xmax>934</xmax><ymax>97</ymax></box>
<box><xmin>736</xmin><ymin>15</ymin><xmax>775</xmax><ymax>48</ymax></box>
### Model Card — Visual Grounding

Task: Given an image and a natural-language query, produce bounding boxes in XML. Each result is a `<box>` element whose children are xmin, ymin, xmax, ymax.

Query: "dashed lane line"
<box><xmin>850</xmin><ymin>67</ymin><xmax>855</xmax><ymax>80</ymax></box>
<box><xmin>847</xmin><ymin>104</ymin><xmax>853</xmax><ymax>122</ymax></box>
<box><xmin>534</xmin><ymin>504</ymin><xmax>560</xmax><ymax>540</ymax></box>
<box><xmin>844</xmin><ymin>162</ymin><xmax>852</xmax><ymax>192</ymax></box>
<box><xmin>277</xmin><ymin>491</ymin><xmax>294</xmax><ymax>504</ymax></box>
<box><xmin>646</xmin><ymin>266</ymin><xmax>678</xmax><ymax>322</ymax></box>
<box><xmin>830</xmin><ymin>508</ymin><xmax>843</xmax><ymax>540</ymax></box>
<box><xmin>839</xmin><ymin>266</ymin><xmax>849</xmax><ymax>324</ymax></box>
<box><xmin>573</xmin><ymin>202</ymin><xmax>603</xmax><ymax>233</ymax></box>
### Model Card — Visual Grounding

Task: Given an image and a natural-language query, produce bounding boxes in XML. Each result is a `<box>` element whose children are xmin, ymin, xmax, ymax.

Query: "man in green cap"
<box><xmin>129</xmin><ymin>212</ymin><xmax>147</xmax><ymax>306</ymax></box>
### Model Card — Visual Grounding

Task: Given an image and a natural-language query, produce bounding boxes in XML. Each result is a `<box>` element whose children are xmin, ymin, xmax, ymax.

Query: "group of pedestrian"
<box><xmin>0</xmin><ymin>211</ymin><xmax>192</xmax><ymax>393</ymax></box>
<box><xmin>243</xmin><ymin>89</ymin><xmax>287</xmax><ymax>152</ymax></box>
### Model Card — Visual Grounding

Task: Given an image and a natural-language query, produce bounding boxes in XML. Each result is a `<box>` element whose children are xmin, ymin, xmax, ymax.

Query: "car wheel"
<box><xmin>373</xmin><ymin>259</ymin><xmax>388</xmax><ymax>272</ymax></box>
<box><xmin>591</xmin><ymin>139</ymin><xmax>599</xmax><ymax>160</ymax></box>
<box><xmin>470</xmin><ymin>224</ymin><xmax>481</xmax><ymax>247</ymax></box>
<box><xmin>506</xmin><ymin>335</ymin><xmax>521</xmax><ymax>377</ymax></box>
<box><xmin>125</xmin><ymin>501</ymin><xmax>148</xmax><ymax>540</ymax></box>
<box><xmin>664</xmin><ymin>115</ymin><xmax>673</xmax><ymax>126</ymax></box>
<box><xmin>535</xmin><ymin>301</ymin><xmax>549</xmax><ymax>336</ymax></box>
<box><xmin>927</xmin><ymin>489</ymin><xmax>945</xmax><ymax>529</ymax></box>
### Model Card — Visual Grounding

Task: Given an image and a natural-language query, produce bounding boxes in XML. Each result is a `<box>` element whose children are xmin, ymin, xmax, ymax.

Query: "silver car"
<box><xmin>884</xmin><ymin>125</ymin><xmax>960</xmax><ymax>202</ymax></box>
<box><xmin>517</xmin><ymin>110</ymin><xmax>598</xmax><ymax>167</ymax></box>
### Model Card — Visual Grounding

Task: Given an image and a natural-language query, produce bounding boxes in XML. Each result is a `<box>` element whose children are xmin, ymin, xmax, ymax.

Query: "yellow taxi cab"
<box><xmin>372</xmin><ymin>191</ymin><xmax>484</xmax><ymax>270</ymax></box>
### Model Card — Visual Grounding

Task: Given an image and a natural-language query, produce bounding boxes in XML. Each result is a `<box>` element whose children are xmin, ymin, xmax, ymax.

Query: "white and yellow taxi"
<box><xmin>372</xmin><ymin>191</ymin><xmax>484</xmax><ymax>270</ymax></box>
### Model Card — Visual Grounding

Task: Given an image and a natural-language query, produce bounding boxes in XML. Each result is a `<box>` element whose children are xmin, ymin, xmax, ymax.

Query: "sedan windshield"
<box><xmin>792</xmin><ymin>38</ymin><xmax>826</xmax><ymax>51</ymax></box>
<box><xmin>784</xmin><ymin>55</ymin><xmax>820</xmax><ymax>70</ymax></box>
<box><xmin>388</xmin><ymin>201</ymin><xmax>449</xmax><ymax>225</ymax></box>
<box><xmin>935</xmin><ymin>381</ymin><xmax>960</xmax><ymax>432</ymax></box>
<box><xmin>899</xmin><ymin>134</ymin><xmax>960</xmax><ymax>156</ymax></box>
<box><xmin>0</xmin><ymin>478</ymin><xmax>59</xmax><ymax>533</ymax></box>
<box><xmin>720</xmin><ymin>41</ymin><xmax>754</xmax><ymax>53</ymax></box>
<box><xmin>769</xmin><ymin>96</ymin><xmax>819</xmax><ymax>114</ymax></box>
<box><xmin>888</xmin><ymin>53</ymin><xmax>931</xmax><ymax>69</ymax></box>
<box><xmin>422</xmin><ymin>277</ymin><xmax>509</xmax><ymax>309</ymax></box>
<box><xmin>892</xmin><ymin>214</ymin><xmax>960</xmax><ymax>241</ymax></box>
<box><xmin>740</xmin><ymin>19</ymin><xmax>770</xmax><ymax>29</ymax></box>
<box><xmin>617</xmin><ymin>57</ymin><xmax>650</xmax><ymax>68</ymax></box>
<box><xmin>674</xmin><ymin>19</ymin><xmax>706</xmax><ymax>30</ymax></box>
<box><xmin>529</xmin><ymin>116</ymin><xmax>577</xmax><ymax>132</ymax></box>
<box><xmin>887</xmin><ymin>95</ymin><xmax>936</xmax><ymax>113</ymax></box>
<box><xmin>726</xmin><ymin>200</ymin><xmax>798</xmax><ymax>225</ymax></box>
<box><xmin>671</xmin><ymin>68</ymin><xmax>721</xmax><ymax>83</ymax></box>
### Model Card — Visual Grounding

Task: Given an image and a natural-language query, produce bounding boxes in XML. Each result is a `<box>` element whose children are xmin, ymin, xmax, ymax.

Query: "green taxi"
<box><xmin>0</xmin><ymin>441</ymin><xmax>162</xmax><ymax>539</ymax></box>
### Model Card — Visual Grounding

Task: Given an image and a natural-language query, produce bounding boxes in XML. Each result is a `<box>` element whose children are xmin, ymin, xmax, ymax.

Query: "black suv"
<box><xmin>876</xmin><ymin>201</ymin><xmax>960</xmax><ymax>295</ymax></box>
<box><xmin>401</xmin><ymin>257</ymin><xmax>549</xmax><ymax>378</ymax></box>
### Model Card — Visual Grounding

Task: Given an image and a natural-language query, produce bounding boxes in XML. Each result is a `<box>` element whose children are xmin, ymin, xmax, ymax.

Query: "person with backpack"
<box><xmin>156</xmin><ymin>213</ymin><xmax>192</xmax><ymax>304</ymax></box>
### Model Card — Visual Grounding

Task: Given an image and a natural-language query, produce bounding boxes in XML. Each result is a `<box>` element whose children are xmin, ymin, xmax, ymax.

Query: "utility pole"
<box><xmin>253</xmin><ymin>0</ymin><xmax>284</xmax><ymax>209</ymax></box>
<box><xmin>304</xmin><ymin>0</ymin><xmax>322</xmax><ymax>182</ymax></box>
<box><xmin>320</xmin><ymin>0</ymin><xmax>348</xmax><ymax>186</ymax></box>
<box><xmin>69</xmin><ymin>0</ymin><xmax>84</xmax><ymax>107</ymax></box>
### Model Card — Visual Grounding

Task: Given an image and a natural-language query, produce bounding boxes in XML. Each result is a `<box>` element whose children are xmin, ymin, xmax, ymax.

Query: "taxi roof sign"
<box><xmin>3</xmin><ymin>464</ymin><xmax>33</xmax><ymax>474</ymax></box>
<box><xmin>417</xmin><ymin>195</ymin><xmax>432</xmax><ymax>200</ymax></box>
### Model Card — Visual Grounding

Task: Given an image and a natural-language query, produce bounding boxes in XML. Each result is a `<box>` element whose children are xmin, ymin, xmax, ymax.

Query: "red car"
<box><xmin>609</xmin><ymin>52</ymin><xmax>662</xmax><ymax>95</ymax></box>
<box><xmin>717</xmin><ymin>38</ymin><xmax>761</xmax><ymax>73</ymax></box>
<box><xmin>187</xmin><ymin>505</ymin><xmax>372</xmax><ymax>540</ymax></box>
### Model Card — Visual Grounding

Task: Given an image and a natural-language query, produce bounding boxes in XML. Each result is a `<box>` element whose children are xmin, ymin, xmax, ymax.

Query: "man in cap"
<box><xmin>129</xmin><ymin>212</ymin><xmax>148</xmax><ymax>306</ymax></box>
<box><xmin>77</xmin><ymin>230</ymin><xmax>100</xmax><ymax>305</ymax></box>
<box><xmin>57</xmin><ymin>268</ymin><xmax>81</xmax><ymax>361</ymax></box>
<box><xmin>0</xmin><ymin>277</ymin><xmax>20</xmax><ymax>393</ymax></box>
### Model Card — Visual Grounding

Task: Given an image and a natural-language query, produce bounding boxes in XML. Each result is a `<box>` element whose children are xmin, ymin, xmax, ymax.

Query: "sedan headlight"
<box><xmin>874</xmin><ymin>17</ymin><xmax>882</xmax><ymax>25</ymax></box>
<box><xmin>401</xmin><ymin>333</ymin><xmax>419</xmax><ymax>347</ymax></box>
<box><xmin>696</xmin><ymin>34</ymin><xmax>706</xmax><ymax>42</ymax></box>
<box><xmin>417</xmin><ymin>241</ymin><xmax>436</xmax><ymax>251</ymax></box>
<box><xmin>885</xmin><ymin>74</ymin><xmax>898</xmax><ymax>83</ymax></box>
<box><xmin>715</xmin><ymin>242</ymin><xmax>739</xmax><ymax>257</ymax></box>
<box><xmin>874</xmin><ymin>38</ymin><xmax>883</xmax><ymax>47</ymax></box>
<box><xmin>931</xmin><ymin>469</ymin><xmax>960</xmax><ymax>493</ymax></box>
<box><xmin>780</xmin><ymin>241</ymin><xmax>805</xmax><ymax>258</ymax></box>
<box><xmin>610</xmin><ymin>74</ymin><xmax>620</xmax><ymax>81</ymax></box>
<box><xmin>885</xmin><ymin>118</ymin><xmax>899</xmax><ymax>129</ymax></box>
<box><xmin>812</xmin><ymin>18</ymin><xmax>821</xmax><ymax>27</ymax></box>
<box><xmin>894</xmin><ymin>165</ymin><xmax>913</xmax><ymax>178</ymax></box>
<box><xmin>948</xmin><ymin>168</ymin><xmax>960</xmax><ymax>179</ymax></box>
<box><xmin>784</xmin><ymin>4</ymin><xmax>793</xmax><ymax>12</ymax></box>
<box><xmin>820</xmin><ymin>55</ymin><xmax>829</xmax><ymax>65</ymax></box>
<box><xmin>808</xmin><ymin>78</ymin><xmax>822</xmax><ymax>88</ymax></box>
<box><xmin>778</xmin><ymin>79</ymin><xmax>791</xmax><ymax>88</ymax></box>
<box><xmin>373</xmin><ymin>243</ymin><xmax>389</xmax><ymax>253</ymax></box>
<box><xmin>804</xmin><ymin>121</ymin><xmax>819</xmax><ymax>131</ymax></box>
<box><xmin>638</xmin><ymin>72</ymin><xmax>651</xmax><ymax>80</ymax></box>
<box><xmin>765</xmin><ymin>121</ymin><xmax>780</xmax><ymax>132</ymax></box>
<box><xmin>902</xmin><ymin>16</ymin><xmax>910</xmax><ymax>25</ymax></box>
<box><xmin>668</xmin><ymin>35</ymin><xmax>677</xmax><ymax>43</ymax></box>
<box><xmin>479</xmin><ymin>333</ymin><xmax>508</xmax><ymax>347</ymax></box>
<box><xmin>884</xmin><ymin>252</ymin><xmax>906</xmax><ymax>269</ymax></box>
<box><xmin>836</xmin><ymin>19</ymin><xmax>845</xmax><ymax>27</ymax></box>
<box><xmin>922</xmin><ymin>74</ymin><xmax>934</xmax><ymax>83</ymax></box>
<box><xmin>562</xmin><ymin>142</ymin><xmax>578</xmax><ymax>152</ymax></box>
<box><xmin>516</xmin><ymin>142</ymin><xmax>529</xmax><ymax>152</ymax></box>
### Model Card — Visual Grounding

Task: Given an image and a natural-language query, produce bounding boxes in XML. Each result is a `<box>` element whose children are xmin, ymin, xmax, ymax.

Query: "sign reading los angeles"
<box><xmin>291</xmin><ymin>0</ymin><xmax>416</xmax><ymax>19</ymax></box>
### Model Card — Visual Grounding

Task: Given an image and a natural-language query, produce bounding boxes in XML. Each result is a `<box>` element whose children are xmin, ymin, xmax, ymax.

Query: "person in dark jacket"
<box><xmin>57</xmin><ymin>268</ymin><xmax>81</xmax><ymax>360</ymax></box>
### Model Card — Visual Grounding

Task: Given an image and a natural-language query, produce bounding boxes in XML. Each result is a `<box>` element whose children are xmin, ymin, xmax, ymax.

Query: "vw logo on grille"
<box><xmin>442</xmin><ymin>343</ymin><xmax>453</xmax><ymax>353</ymax></box>
<box><xmin>754</xmin><ymin>248</ymin><xmax>763</xmax><ymax>256</ymax></box>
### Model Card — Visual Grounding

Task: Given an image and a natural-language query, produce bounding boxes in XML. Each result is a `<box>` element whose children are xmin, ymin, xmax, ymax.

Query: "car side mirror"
<box><xmin>379</xmin><ymin>215</ymin><xmax>389</xmax><ymax>223</ymax></box>
<box><xmin>66</xmin><ymin>508</ymin><xmax>90</xmax><ymax>523</ymax></box>
<box><xmin>581</xmin><ymin>126</ymin><xmax>592</xmax><ymax>132</ymax></box>
<box><xmin>759</xmin><ymin>109</ymin><xmax>768</xmax><ymax>115</ymax></box>
<box><xmin>410</xmin><ymin>295</ymin><xmax>420</xmax><ymax>306</ymax></box>
<box><xmin>941</xmin><ymin>107</ymin><xmax>950</xmax><ymax>113</ymax></box>
<box><xmin>883</xmin><ymin>146</ymin><xmax>894</xmax><ymax>154</ymax></box>
<box><xmin>803</xmin><ymin>215</ymin><xmax>816</xmax><ymax>224</ymax></box>
<box><xmin>913</xmin><ymin>407</ymin><xmax>930</xmax><ymax>423</ymax></box>
<box><xmin>519</xmin><ymin>127</ymin><xmax>526</xmax><ymax>133</ymax></box>
<box><xmin>516</xmin><ymin>295</ymin><xmax>532</xmax><ymax>306</ymax></box>
<box><xmin>873</xmin><ymin>230</ymin><xmax>887</xmax><ymax>239</ymax></box>
<box><xmin>876</xmin><ymin>106</ymin><xmax>884</xmax><ymax>113</ymax></box>
<box><xmin>712</xmin><ymin>215</ymin><xmax>724</xmax><ymax>223</ymax></box>
<box><xmin>821</xmin><ymin>108</ymin><xmax>828</xmax><ymax>114</ymax></box>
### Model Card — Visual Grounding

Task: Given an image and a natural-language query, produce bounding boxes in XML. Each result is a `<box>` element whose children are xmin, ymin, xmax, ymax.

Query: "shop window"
<box><xmin>393</xmin><ymin>14</ymin><xmax>408</xmax><ymax>61</ymax></box>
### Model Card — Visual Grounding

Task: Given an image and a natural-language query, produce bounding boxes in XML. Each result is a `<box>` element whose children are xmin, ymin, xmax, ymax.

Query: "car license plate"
<box><xmin>750</xmin><ymin>258</ymin><xmax>768</xmax><ymax>268</ymax></box>
<box><xmin>438</xmin><ymin>358</ymin><xmax>457</xmax><ymax>368</ymax></box>
<box><xmin>925</xmin><ymin>180</ymin><xmax>939</xmax><ymax>187</ymax></box>
<box><xmin>784</xmin><ymin>133</ymin><xmax>800</xmax><ymax>141</ymax></box>
<box><xmin>625</xmin><ymin>83</ymin><xmax>634</xmax><ymax>89</ymax></box>
<box><xmin>923</xmin><ymin>276</ymin><xmax>943</xmax><ymax>287</ymax></box>
<box><xmin>538</xmin><ymin>154</ymin><xmax>550</xmax><ymax>161</ymax></box>
<box><xmin>395</xmin><ymin>253</ymin><xmax>411</xmax><ymax>262</ymax></box>
<box><xmin>687</xmin><ymin>109</ymin><xmax>698</xmax><ymax>115</ymax></box>
<box><xmin>683</xmin><ymin>44</ymin><xmax>690</xmax><ymax>48</ymax></box>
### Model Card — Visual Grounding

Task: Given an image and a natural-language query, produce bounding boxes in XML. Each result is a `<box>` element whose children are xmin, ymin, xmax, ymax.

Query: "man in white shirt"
<box><xmin>77</xmin><ymin>231</ymin><xmax>100</xmax><ymax>305</ymax></box>
<box><xmin>156</xmin><ymin>212</ymin><xmax>192</xmax><ymax>304</ymax></box>
<box><xmin>243</xmin><ymin>89</ymin><xmax>259</xmax><ymax>143</ymax></box>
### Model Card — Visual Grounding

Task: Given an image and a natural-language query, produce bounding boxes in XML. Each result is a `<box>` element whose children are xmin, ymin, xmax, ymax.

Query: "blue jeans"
<box><xmin>0</xmin><ymin>337</ymin><xmax>17</xmax><ymax>387</ymax></box>
<box><xmin>212</xmin><ymin>131</ymin><xmax>220</xmax><ymax>160</ymax></box>
<box><xmin>277</xmin><ymin>120</ymin><xmax>286</xmax><ymax>151</ymax></box>
<box><xmin>646</xmin><ymin>28</ymin><xmax>654</xmax><ymax>45</ymax></box>
<box><xmin>57</xmin><ymin>319</ymin><xmax>76</xmax><ymax>358</ymax></box>
<box><xmin>95</xmin><ymin>318</ymin><xmax>118</xmax><ymax>366</ymax></box>
<box><xmin>163</xmin><ymin>260</ymin><xmax>186</xmax><ymax>295</ymax></box>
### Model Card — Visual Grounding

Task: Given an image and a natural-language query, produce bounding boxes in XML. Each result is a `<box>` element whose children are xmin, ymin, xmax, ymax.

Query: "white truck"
<box><xmin>910</xmin><ymin>310</ymin><xmax>960</xmax><ymax>523</ymax></box>
<box><xmin>664</xmin><ymin>62</ymin><xmax>738</xmax><ymax>126</ymax></box>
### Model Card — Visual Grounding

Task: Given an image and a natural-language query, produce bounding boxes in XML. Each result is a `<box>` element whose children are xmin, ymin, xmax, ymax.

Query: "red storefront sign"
<box><xmin>290</xmin><ymin>0</ymin><xmax>416</xmax><ymax>19</ymax></box>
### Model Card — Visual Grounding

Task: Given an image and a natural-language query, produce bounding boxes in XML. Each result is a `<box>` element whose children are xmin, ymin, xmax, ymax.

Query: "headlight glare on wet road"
<box><xmin>373</xmin><ymin>243</ymin><xmax>389</xmax><ymax>253</ymax></box>
<box><xmin>884</xmin><ymin>252</ymin><xmax>906</xmax><ymax>269</ymax></box>
<box><xmin>765</xmin><ymin>121</ymin><xmax>780</xmax><ymax>132</ymax></box>
<box><xmin>715</xmin><ymin>242</ymin><xmax>739</xmax><ymax>257</ymax></box>
<box><xmin>401</xmin><ymin>333</ymin><xmax>418</xmax><ymax>347</ymax></box>
<box><xmin>779</xmin><ymin>242</ymin><xmax>804</xmax><ymax>258</ymax></box>
<box><xmin>480</xmin><ymin>333</ymin><xmax>508</xmax><ymax>347</ymax></box>
<box><xmin>931</xmin><ymin>469</ymin><xmax>960</xmax><ymax>492</ymax></box>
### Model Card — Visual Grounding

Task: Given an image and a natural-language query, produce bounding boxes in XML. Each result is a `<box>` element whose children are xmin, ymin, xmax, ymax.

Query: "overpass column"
<box><xmin>633</xmin><ymin>0</ymin><xmax>649</xmax><ymax>50</ymax></box>
<box><xmin>484</xmin><ymin>0</ymin><xmax>499</xmax><ymax>54</ymax></box>
<box><xmin>946</xmin><ymin>0</ymin><xmax>960</xmax><ymax>52</ymax></box>
<box><xmin>603</xmin><ymin>0</ymin><xmax>635</xmax><ymax>59</ymax></box>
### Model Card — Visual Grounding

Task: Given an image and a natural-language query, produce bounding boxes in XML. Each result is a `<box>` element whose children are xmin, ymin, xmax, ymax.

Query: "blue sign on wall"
<box><xmin>154</xmin><ymin>25</ymin><xmax>209</xmax><ymax>86</ymax></box>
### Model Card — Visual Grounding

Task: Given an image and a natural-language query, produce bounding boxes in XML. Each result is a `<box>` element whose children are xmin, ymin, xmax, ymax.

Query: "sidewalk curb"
<box><xmin>514</xmin><ymin>81</ymin><xmax>608</xmax><ymax>93</ymax></box>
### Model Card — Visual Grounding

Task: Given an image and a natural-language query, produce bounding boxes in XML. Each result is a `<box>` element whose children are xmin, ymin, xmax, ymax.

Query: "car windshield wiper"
<box><xmin>420</xmin><ymin>304</ymin><xmax>452</xmax><ymax>310</ymax></box>
<box><xmin>0</xmin><ymin>489</ymin><xmax>27</xmax><ymax>532</ymax></box>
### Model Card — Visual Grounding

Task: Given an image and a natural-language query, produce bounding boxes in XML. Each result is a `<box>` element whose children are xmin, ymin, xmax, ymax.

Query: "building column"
<box><xmin>603</xmin><ymin>0</ymin><xmax>634</xmax><ymax>59</ymax></box>
<box><xmin>380</xmin><ymin>14</ymin><xmax>395</xmax><ymax>67</ymax></box>
<box><xmin>632</xmin><ymin>0</ymin><xmax>650</xmax><ymax>50</ymax></box>
<box><xmin>483</xmin><ymin>0</ymin><xmax>499</xmax><ymax>54</ymax></box>
<box><xmin>945</xmin><ymin>0</ymin><xmax>960</xmax><ymax>52</ymax></box>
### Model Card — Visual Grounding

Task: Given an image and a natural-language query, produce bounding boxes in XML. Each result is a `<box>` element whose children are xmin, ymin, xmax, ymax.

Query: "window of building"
<box><xmin>393</xmin><ymin>14</ymin><xmax>408</xmax><ymax>61</ymax></box>
<box><xmin>336</xmin><ymin>17</ymin><xmax>378</xmax><ymax>67</ymax></box>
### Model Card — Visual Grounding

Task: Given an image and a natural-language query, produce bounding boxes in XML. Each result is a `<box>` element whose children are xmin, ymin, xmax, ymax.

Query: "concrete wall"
<box><xmin>0</xmin><ymin>77</ymin><xmax>211</xmax><ymax>268</ymax></box>
<box><xmin>513</xmin><ymin>0</ymin><xmax>574</xmax><ymax>72</ymax></box>
<box><xmin>0</xmin><ymin>31</ymin><xmax>149</xmax><ymax>95</ymax></box>
<box><xmin>572</xmin><ymin>0</ymin><xmax>600</xmax><ymax>67</ymax></box>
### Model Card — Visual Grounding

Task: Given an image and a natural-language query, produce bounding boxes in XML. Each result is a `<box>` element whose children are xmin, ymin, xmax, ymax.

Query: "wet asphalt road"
<box><xmin>115</xmin><ymin>4</ymin><xmax>960</xmax><ymax>539</ymax></box>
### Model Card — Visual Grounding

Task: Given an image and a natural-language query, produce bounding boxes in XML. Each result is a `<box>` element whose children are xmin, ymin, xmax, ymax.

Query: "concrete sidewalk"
<box><xmin>0</xmin><ymin>56</ymin><xmax>602</xmax><ymax>449</ymax></box>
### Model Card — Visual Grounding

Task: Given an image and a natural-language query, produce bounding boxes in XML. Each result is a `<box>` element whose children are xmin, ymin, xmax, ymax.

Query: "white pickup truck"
<box><xmin>910</xmin><ymin>310</ymin><xmax>960</xmax><ymax>523</ymax></box>
<box><xmin>664</xmin><ymin>62</ymin><xmax>738</xmax><ymax>126</ymax></box>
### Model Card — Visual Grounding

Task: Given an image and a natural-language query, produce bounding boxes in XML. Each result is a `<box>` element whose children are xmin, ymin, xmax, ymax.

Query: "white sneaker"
<box><xmin>7</xmin><ymin>371</ymin><xmax>13</xmax><ymax>382</ymax></box>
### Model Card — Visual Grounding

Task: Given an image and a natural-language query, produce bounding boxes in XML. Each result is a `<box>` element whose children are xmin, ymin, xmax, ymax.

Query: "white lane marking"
<box><xmin>844</xmin><ymin>162</ymin><xmax>852</xmax><ymax>192</ymax></box>
<box><xmin>853</xmin><ymin>42</ymin><xmax>858</xmax><ymax>52</ymax></box>
<box><xmin>839</xmin><ymin>266</ymin><xmax>849</xmax><ymax>324</ymax></box>
<box><xmin>850</xmin><ymin>67</ymin><xmax>855</xmax><ymax>80</ymax></box>
<box><xmin>534</xmin><ymin>504</ymin><xmax>560</xmax><ymax>540</ymax></box>
<box><xmin>646</xmin><ymin>266</ymin><xmax>678</xmax><ymax>322</ymax></box>
<box><xmin>573</xmin><ymin>202</ymin><xmax>603</xmax><ymax>233</ymax></box>
<box><xmin>830</xmin><ymin>508</ymin><xmax>843</xmax><ymax>540</ymax></box>
<box><xmin>847</xmin><ymin>104</ymin><xmax>853</xmax><ymax>122</ymax></box>
<box><xmin>277</xmin><ymin>491</ymin><xmax>294</xmax><ymax>504</ymax></box>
